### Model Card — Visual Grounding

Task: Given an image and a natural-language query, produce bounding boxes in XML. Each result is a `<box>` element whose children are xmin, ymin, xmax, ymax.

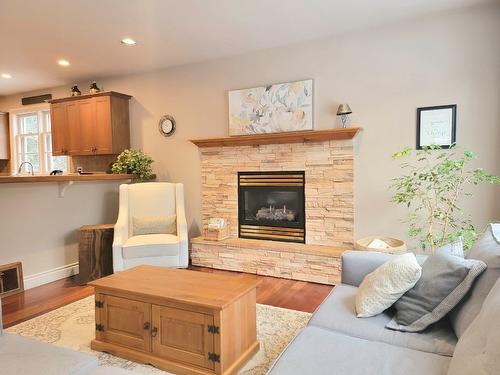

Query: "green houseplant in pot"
<box><xmin>112</xmin><ymin>149</ymin><xmax>153</xmax><ymax>182</ymax></box>
<box><xmin>391</xmin><ymin>145</ymin><xmax>499</xmax><ymax>253</ymax></box>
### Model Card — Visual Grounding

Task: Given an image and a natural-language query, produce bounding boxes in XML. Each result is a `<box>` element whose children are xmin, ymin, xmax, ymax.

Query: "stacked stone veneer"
<box><xmin>200</xmin><ymin>139</ymin><xmax>354</xmax><ymax>246</ymax></box>
<box><xmin>191</xmin><ymin>238</ymin><xmax>343</xmax><ymax>285</ymax></box>
<box><xmin>192</xmin><ymin>138</ymin><xmax>354</xmax><ymax>285</ymax></box>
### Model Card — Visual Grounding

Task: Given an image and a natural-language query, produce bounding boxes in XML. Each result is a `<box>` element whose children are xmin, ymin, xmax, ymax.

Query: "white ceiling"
<box><xmin>0</xmin><ymin>0</ymin><xmax>492</xmax><ymax>96</ymax></box>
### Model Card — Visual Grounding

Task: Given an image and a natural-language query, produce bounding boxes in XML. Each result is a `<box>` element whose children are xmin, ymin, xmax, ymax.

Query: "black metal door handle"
<box><xmin>143</xmin><ymin>322</ymin><xmax>150</xmax><ymax>330</ymax></box>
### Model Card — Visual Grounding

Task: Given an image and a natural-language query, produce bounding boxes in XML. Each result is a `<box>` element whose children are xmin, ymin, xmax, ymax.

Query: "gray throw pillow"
<box><xmin>386</xmin><ymin>252</ymin><xmax>486</xmax><ymax>332</ymax></box>
<box><xmin>447</xmin><ymin>275</ymin><xmax>500</xmax><ymax>375</ymax></box>
<box><xmin>449</xmin><ymin>224</ymin><xmax>500</xmax><ymax>338</ymax></box>
<box><xmin>435</xmin><ymin>237</ymin><xmax>464</xmax><ymax>258</ymax></box>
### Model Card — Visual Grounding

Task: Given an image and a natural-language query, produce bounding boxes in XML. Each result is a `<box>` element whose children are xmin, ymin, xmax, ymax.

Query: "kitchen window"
<box><xmin>11</xmin><ymin>106</ymin><xmax>68</xmax><ymax>174</ymax></box>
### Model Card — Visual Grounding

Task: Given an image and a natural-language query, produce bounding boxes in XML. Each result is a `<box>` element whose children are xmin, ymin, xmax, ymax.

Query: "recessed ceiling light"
<box><xmin>121</xmin><ymin>38</ymin><xmax>137</xmax><ymax>46</ymax></box>
<box><xmin>1</xmin><ymin>73</ymin><xmax>12</xmax><ymax>79</ymax></box>
<box><xmin>58</xmin><ymin>59</ymin><xmax>70</xmax><ymax>66</ymax></box>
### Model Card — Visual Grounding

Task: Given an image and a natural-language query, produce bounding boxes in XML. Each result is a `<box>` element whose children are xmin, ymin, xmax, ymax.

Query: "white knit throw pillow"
<box><xmin>356</xmin><ymin>253</ymin><xmax>422</xmax><ymax>318</ymax></box>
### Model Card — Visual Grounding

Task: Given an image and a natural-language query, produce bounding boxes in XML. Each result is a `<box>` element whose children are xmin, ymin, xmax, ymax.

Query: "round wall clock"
<box><xmin>159</xmin><ymin>115</ymin><xmax>176</xmax><ymax>137</ymax></box>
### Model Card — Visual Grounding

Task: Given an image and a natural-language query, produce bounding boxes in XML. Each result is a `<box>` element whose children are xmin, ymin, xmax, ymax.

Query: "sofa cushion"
<box><xmin>447</xmin><ymin>275</ymin><xmax>500</xmax><ymax>375</ymax></box>
<box><xmin>356</xmin><ymin>253</ymin><xmax>422</xmax><ymax>318</ymax></box>
<box><xmin>309</xmin><ymin>284</ymin><xmax>457</xmax><ymax>356</ymax></box>
<box><xmin>341</xmin><ymin>251</ymin><xmax>427</xmax><ymax>287</ymax></box>
<box><xmin>386</xmin><ymin>252</ymin><xmax>486</xmax><ymax>332</ymax></box>
<box><xmin>449</xmin><ymin>224</ymin><xmax>500</xmax><ymax>338</ymax></box>
<box><xmin>267</xmin><ymin>326</ymin><xmax>450</xmax><ymax>375</ymax></box>
<box><xmin>435</xmin><ymin>237</ymin><xmax>464</xmax><ymax>258</ymax></box>
<box><xmin>122</xmin><ymin>234</ymin><xmax>180</xmax><ymax>259</ymax></box>
<box><xmin>0</xmin><ymin>333</ymin><xmax>98</xmax><ymax>375</ymax></box>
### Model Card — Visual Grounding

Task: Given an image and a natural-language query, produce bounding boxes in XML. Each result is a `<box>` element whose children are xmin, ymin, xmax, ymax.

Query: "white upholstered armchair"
<box><xmin>112</xmin><ymin>182</ymin><xmax>189</xmax><ymax>272</ymax></box>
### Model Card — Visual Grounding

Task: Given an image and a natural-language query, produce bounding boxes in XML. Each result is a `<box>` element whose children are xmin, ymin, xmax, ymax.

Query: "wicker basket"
<box><xmin>356</xmin><ymin>236</ymin><xmax>407</xmax><ymax>254</ymax></box>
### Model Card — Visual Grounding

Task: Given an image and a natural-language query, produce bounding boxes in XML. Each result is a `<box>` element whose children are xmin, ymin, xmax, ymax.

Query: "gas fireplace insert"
<box><xmin>238</xmin><ymin>171</ymin><xmax>305</xmax><ymax>243</ymax></box>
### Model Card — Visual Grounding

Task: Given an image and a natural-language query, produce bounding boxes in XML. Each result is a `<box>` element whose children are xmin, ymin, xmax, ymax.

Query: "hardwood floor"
<box><xmin>1</xmin><ymin>266</ymin><xmax>334</xmax><ymax>328</ymax></box>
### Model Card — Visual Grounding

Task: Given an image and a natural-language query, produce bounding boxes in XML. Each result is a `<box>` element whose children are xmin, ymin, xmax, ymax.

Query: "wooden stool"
<box><xmin>78</xmin><ymin>224</ymin><xmax>114</xmax><ymax>285</ymax></box>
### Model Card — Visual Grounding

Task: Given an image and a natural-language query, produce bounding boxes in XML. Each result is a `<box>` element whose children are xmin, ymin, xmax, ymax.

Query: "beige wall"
<box><xmin>0</xmin><ymin>182</ymin><xmax>121</xmax><ymax>286</ymax></box>
<box><xmin>1</xmin><ymin>3</ymin><xmax>499</xmax><ymax>279</ymax></box>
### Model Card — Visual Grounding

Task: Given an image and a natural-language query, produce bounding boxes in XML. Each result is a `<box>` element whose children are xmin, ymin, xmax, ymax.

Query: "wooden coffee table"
<box><xmin>89</xmin><ymin>266</ymin><xmax>260</xmax><ymax>375</ymax></box>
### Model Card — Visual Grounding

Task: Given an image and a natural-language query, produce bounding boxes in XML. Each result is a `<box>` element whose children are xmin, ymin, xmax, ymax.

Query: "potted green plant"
<box><xmin>391</xmin><ymin>145</ymin><xmax>499</xmax><ymax>252</ymax></box>
<box><xmin>111</xmin><ymin>149</ymin><xmax>153</xmax><ymax>182</ymax></box>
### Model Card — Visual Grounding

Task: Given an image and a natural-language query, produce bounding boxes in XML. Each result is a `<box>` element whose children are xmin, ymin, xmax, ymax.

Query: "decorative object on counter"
<box><xmin>89</xmin><ymin>81</ymin><xmax>101</xmax><ymax>94</ymax></box>
<box><xmin>111</xmin><ymin>149</ymin><xmax>153</xmax><ymax>182</ymax></box>
<box><xmin>356</xmin><ymin>236</ymin><xmax>407</xmax><ymax>254</ymax></box>
<box><xmin>158</xmin><ymin>114</ymin><xmax>176</xmax><ymax>137</ymax></box>
<box><xmin>336</xmin><ymin>103</ymin><xmax>352</xmax><ymax>128</ymax></box>
<box><xmin>0</xmin><ymin>261</ymin><xmax>24</xmax><ymax>297</ymax></box>
<box><xmin>228</xmin><ymin>79</ymin><xmax>313</xmax><ymax>136</ymax></box>
<box><xmin>78</xmin><ymin>224</ymin><xmax>114</xmax><ymax>285</ymax></box>
<box><xmin>205</xmin><ymin>218</ymin><xmax>229</xmax><ymax>241</ymax></box>
<box><xmin>391</xmin><ymin>145</ymin><xmax>500</xmax><ymax>252</ymax></box>
<box><xmin>70</xmin><ymin>84</ymin><xmax>81</xmax><ymax>96</ymax></box>
<box><xmin>417</xmin><ymin>104</ymin><xmax>456</xmax><ymax>149</ymax></box>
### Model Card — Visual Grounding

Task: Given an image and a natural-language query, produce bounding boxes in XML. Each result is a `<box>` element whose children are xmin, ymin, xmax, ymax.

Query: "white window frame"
<box><xmin>9</xmin><ymin>104</ymin><xmax>69</xmax><ymax>175</ymax></box>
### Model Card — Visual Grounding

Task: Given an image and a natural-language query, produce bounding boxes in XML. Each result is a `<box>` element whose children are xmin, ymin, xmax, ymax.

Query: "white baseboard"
<box><xmin>23</xmin><ymin>262</ymin><xmax>79</xmax><ymax>290</ymax></box>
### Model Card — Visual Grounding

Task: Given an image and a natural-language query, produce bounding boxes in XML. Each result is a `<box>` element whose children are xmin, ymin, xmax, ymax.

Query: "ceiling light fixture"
<box><xmin>1</xmin><ymin>73</ymin><xmax>12</xmax><ymax>79</ymax></box>
<box><xmin>121</xmin><ymin>38</ymin><xmax>137</xmax><ymax>46</ymax></box>
<box><xmin>58</xmin><ymin>59</ymin><xmax>70</xmax><ymax>66</ymax></box>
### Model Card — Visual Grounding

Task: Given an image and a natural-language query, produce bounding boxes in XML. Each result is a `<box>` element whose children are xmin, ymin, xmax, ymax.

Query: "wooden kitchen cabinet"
<box><xmin>49</xmin><ymin>91</ymin><xmax>131</xmax><ymax>156</ymax></box>
<box><xmin>0</xmin><ymin>112</ymin><xmax>10</xmax><ymax>160</ymax></box>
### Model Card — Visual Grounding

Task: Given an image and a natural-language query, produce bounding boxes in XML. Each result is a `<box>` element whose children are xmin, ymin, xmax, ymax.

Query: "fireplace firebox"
<box><xmin>238</xmin><ymin>171</ymin><xmax>305</xmax><ymax>243</ymax></box>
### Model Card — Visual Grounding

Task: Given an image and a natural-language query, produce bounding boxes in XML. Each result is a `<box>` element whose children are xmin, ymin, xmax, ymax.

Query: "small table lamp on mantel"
<box><xmin>337</xmin><ymin>103</ymin><xmax>352</xmax><ymax>128</ymax></box>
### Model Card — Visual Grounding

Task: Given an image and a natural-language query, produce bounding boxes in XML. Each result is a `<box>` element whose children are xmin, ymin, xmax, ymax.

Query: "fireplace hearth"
<box><xmin>238</xmin><ymin>171</ymin><xmax>305</xmax><ymax>243</ymax></box>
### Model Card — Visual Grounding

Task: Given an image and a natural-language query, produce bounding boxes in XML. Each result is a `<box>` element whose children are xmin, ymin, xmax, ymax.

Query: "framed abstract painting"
<box><xmin>228</xmin><ymin>79</ymin><xmax>313</xmax><ymax>136</ymax></box>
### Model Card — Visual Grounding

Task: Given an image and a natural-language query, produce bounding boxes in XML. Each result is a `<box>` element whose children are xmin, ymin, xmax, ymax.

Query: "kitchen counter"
<box><xmin>0</xmin><ymin>173</ymin><xmax>135</xmax><ymax>183</ymax></box>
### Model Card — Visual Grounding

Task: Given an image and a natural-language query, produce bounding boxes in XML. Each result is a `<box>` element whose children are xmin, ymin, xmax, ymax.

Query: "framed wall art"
<box><xmin>416</xmin><ymin>104</ymin><xmax>456</xmax><ymax>149</ymax></box>
<box><xmin>228</xmin><ymin>79</ymin><xmax>313</xmax><ymax>136</ymax></box>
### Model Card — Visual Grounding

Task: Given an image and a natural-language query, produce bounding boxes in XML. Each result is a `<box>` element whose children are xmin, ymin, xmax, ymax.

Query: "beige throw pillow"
<box><xmin>356</xmin><ymin>253</ymin><xmax>422</xmax><ymax>318</ymax></box>
<box><xmin>132</xmin><ymin>215</ymin><xmax>177</xmax><ymax>236</ymax></box>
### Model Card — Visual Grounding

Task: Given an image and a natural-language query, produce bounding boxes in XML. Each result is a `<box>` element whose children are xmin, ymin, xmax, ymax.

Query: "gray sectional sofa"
<box><xmin>0</xmin><ymin>301</ymin><xmax>138</xmax><ymax>375</ymax></box>
<box><xmin>268</xmin><ymin>224</ymin><xmax>500</xmax><ymax>375</ymax></box>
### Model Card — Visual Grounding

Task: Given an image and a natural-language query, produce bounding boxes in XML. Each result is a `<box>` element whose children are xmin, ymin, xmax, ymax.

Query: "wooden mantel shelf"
<box><xmin>189</xmin><ymin>127</ymin><xmax>362</xmax><ymax>148</ymax></box>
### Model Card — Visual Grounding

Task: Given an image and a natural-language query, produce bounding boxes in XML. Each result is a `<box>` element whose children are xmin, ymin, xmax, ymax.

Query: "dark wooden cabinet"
<box><xmin>78</xmin><ymin>224</ymin><xmax>114</xmax><ymax>285</ymax></box>
<box><xmin>49</xmin><ymin>91</ymin><xmax>131</xmax><ymax>156</ymax></box>
<box><xmin>0</xmin><ymin>112</ymin><xmax>10</xmax><ymax>160</ymax></box>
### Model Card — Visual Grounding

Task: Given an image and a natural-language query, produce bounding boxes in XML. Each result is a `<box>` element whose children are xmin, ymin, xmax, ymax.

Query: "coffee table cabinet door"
<box><xmin>102</xmin><ymin>295</ymin><xmax>152</xmax><ymax>352</ymax></box>
<box><xmin>151</xmin><ymin>305</ymin><xmax>216</xmax><ymax>370</ymax></box>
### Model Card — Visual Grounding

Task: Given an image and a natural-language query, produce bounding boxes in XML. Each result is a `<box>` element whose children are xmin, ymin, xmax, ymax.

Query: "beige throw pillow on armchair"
<box><xmin>356</xmin><ymin>253</ymin><xmax>422</xmax><ymax>318</ymax></box>
<box><xmin>132</xmin><ymin>215</ymin><xmax>177</xmax><ymax>236</ymax></box>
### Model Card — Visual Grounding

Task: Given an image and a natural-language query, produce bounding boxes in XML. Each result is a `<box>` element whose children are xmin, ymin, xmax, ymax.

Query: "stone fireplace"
<box><xmin>238</xmin><ymin>171</ymin><xmax>305</xmax><ymax>243</ymax></box>
<box><xmin>190</xmin><ymin>128</ymin><xmax>361</xmax><ymax>285</ymax></box>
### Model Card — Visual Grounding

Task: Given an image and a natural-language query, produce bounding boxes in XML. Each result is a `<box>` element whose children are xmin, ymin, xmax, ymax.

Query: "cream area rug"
<box><xmin>6</xmin><ymin>296</ymin><xmax>310</xmax><ymax>375</ymax></box>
